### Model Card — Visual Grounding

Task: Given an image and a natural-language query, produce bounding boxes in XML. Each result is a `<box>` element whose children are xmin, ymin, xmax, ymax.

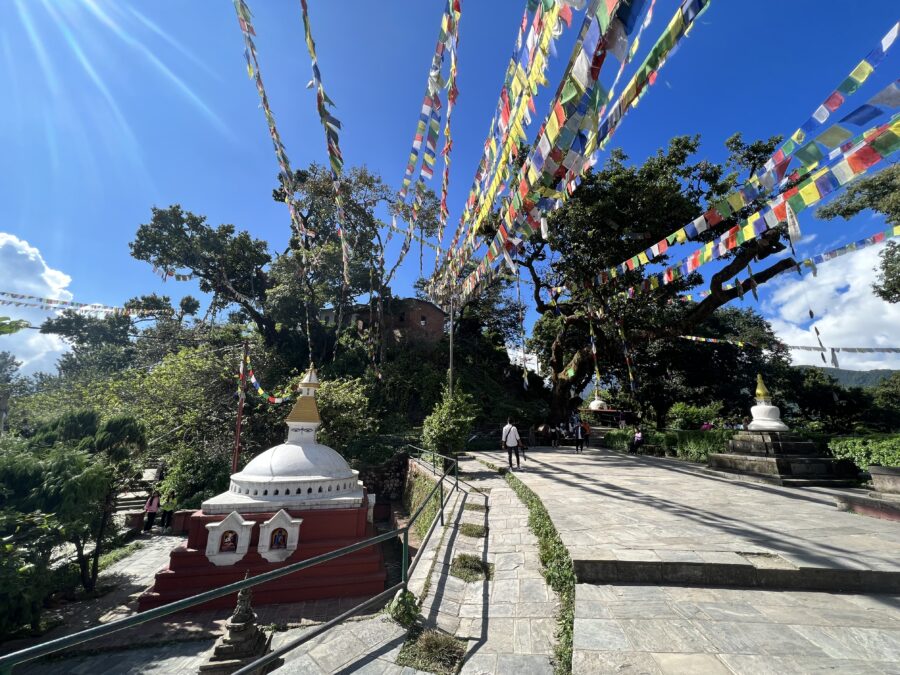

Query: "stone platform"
<box><xmin>475</xmin><ymin>447</ymin><xmax>900</xmax><ymax>592</ymax></box>
<box><xmin>709</xmin><ymin>430</ymin><xmax>857</xmax><ymax>486</ymax></box>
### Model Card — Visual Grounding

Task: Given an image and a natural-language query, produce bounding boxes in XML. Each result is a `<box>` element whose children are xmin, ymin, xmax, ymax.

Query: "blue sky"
<box><xmin>1</xmin><ymin>0</ymin><xmax>899</xmax><ymax>373</ymax></box>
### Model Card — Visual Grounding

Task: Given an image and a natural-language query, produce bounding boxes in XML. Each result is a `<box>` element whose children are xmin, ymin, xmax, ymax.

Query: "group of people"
<box><xmin>143</xmin><ymin>489</ymin><xmax>176</xmax><ymax>534</ymax></box>
<box><xmin>548</xmin><ymin>414</ymin><xmax>591</xmax><ymax>453</ymax></box>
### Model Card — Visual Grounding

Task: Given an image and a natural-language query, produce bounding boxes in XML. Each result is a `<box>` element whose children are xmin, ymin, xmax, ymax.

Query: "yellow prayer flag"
<box><xmin>791</xmin><ymin>129</ymin><xmax>805</xmax><ymax>144</ymax></box>
<box><xmin>742</xmin><ymin>223</ymin><xmax>755</xmax><ymax>240</ymax></box>
<box><xmin>726</xmin><ymin>192</ymin><xmax>745</xmax><ymax>212</ymax></box>
<box><xmin>527</xmin><ymin>164</ymin><xmax>539</xmax><ymax>186</ymax></box>
<box><xmin>799</xmin><ymin>181</ymin><xmax>820</xmax><ymax>206</ymax></box>
<box><xmin>675</xmin><ymin>229</ymin><xmax>687</xmax><ymax>243</ymax></box>
<box><xmin>850</xmin><ymin>59</ymin><xmax>874</xmax><ymax>83</ymax></box>
<box><xmin>747</xmin><ymin>212</ymin><xmax>761</xmax><ymax>227</ymax></box>
<box><xmin>547</xmin><ymin>114</ymin><xmax>561</xmax><ymax>142</ymax></box>
<box><xmin>637</xmin><ymin>252</ymin><xmax>649</xmax><ymax>265</ymax></box>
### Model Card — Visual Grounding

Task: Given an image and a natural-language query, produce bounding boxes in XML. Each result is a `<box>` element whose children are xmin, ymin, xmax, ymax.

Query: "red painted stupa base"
<box><xmin>138</xmin><ymin>500</ymin><xmax>386</xmax><ymax>612</ymax></box>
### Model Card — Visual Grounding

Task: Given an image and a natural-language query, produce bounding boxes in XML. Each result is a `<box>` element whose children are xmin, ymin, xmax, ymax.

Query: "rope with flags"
<box><xmin>243</xmin><ymin>355</ymin><xmax>290</xmax><ymax>404</ymax></box>
<box><xmin>298</xmin><ymin>0</ymin><xmax>351</xmax><ymax>285</ymax></box>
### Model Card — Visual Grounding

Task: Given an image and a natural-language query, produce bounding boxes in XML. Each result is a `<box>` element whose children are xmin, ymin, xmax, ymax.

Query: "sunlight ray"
<box><xmin>81</xmin><ymin>0</ymin><xmax>232</xmax><ymax>138</ymax></box>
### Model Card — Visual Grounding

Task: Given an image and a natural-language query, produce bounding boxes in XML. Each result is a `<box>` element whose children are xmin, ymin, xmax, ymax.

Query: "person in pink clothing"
<box><xmin>143</xmin><ymin>490</ymin><xmax>161</xmax><ymax>532</ymax></box>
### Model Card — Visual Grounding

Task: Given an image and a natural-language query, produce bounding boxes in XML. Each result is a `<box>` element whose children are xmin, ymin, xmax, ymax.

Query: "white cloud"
<box><xmin>765</xmin><ymin>243</ymin><xmax>900</xmax><ymax>370</ymax></box>
<box><xmin>0</xmin><ymin>233</ymin><xmax>72</xmax><ymax>374</ymax></box>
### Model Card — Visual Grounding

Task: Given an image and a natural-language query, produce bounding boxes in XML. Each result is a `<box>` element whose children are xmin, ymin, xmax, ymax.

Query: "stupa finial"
<box><xmin>755</xmin><ymin>374</ymin><xmax>771</xmax><ymax>403</ymax></box>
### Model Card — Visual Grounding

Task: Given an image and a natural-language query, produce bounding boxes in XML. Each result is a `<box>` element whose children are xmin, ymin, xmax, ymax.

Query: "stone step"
<box><xmin>573</xmin><ymin>554</ymin><xmax>900</xmax><ymax>593</ymax></box>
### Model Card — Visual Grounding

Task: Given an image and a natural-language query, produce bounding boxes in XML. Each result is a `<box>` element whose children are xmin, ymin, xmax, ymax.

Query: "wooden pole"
<box><xmin>232</xmin><ymin>341</ymin><xmax>249</xmax><ymax>474</ymax></box>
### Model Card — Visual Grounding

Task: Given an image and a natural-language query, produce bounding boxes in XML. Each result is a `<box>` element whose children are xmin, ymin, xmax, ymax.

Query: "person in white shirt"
<box><xmin>501</xmin><ymin>418</ymin><xmax>522</xmax><ymax>469</ymax></box>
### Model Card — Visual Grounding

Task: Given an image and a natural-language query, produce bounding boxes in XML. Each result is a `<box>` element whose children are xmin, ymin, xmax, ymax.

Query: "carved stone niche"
<box><xmin>257</xmin><ymin>509</ymin><xmax>303</xmax><ymax>563</ymax></box>
<box><xmin>205</xmin><ymin>511</ymin><xmax>255</xmax><ymax>566</ymax></box>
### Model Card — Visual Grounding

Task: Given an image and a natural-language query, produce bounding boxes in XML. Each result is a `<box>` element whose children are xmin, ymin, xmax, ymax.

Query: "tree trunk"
<box><xmin>89</xmin><ymin>489</ymin><xmax>116</xmax><ymax>592</ymax></box>
<box><xmin>72</xmin><ymin>536</ymin><xmax>93</xmax><ymax>593</ymax></box>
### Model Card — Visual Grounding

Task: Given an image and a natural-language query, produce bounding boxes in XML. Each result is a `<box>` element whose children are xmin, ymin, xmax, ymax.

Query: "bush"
<box><xmin>316</xmin><ymin>377</ymin><xmax>379</xmax><ymax>454</ymax></box>
<box><xmin>829</xmin><ymin>435</ymin><xmax>900</xmax><ymax>470</ymax></box>
<box><xmin>601</xmin><ymin>429</ymin><xmax>675</xmax><ymax>451</ymax></box>
<box><xmin>397</xmin><ymin>626</ymin><xmax>466</xmax><ymax>675</ymax></box>
<box><xmin>422</xmin><ymin>385</ymin><xmax>477</xmax><ymax>457</ymax></box>
<box><xmin>675</xmin><ymin>430</ymin><xmax>734</xmax><ymax>462</ymax></box>
<box><xmin>668</xmin><ymin>401</ymin><xmax>723</xmax><ymax>430</ymax></box>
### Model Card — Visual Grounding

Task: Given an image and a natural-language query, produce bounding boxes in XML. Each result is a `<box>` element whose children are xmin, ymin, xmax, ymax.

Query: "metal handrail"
<box><xmin>0</xmin><ymin>445</ymin><xmax>461</xmax><ymax>674</ymax></box>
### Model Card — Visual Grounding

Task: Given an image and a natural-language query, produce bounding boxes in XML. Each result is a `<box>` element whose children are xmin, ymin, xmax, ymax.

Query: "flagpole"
<box><xmin>232</xmin><ymin>341</ymin><xmax>250</xmax><ymax>474</ymax></box>
<box><xmin>449</xmin><ymin>295</ymin><xmax>454</xmax><ymax>398</ymax></box>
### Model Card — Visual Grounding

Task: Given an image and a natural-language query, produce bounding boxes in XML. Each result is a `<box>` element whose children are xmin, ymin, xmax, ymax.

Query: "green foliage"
<box><xmin>403</xmin><ymin>472</ymin><xmax>440</xmax><ymax>541</ymax></box>
<box><xmin>503</xmin><ymin>470</ymin><xmax>575</xmax><ymax>675</ymax></box>
<box><xmin>316</xmin><ymin>377</ymin><xmax>378</xmax><ymax>454</ymax></box>
<box><xmin>422</xmin><ymin>385</ymin><xmax>477</xmax><ymax>457</ymax></box>
<box><xmin>449</xmin><ymin>553</ymin><xmax>493</xmax><ymax>582</ymax></box>
<box><xmin>458</xmin><ymin>523</ymin><xmax>487</xmax><ymax>538</ymax></box>
<box><xmin>463</xmin><ymin>501</ymin><xmax>487</xmax><ymax>512</ymax></box>
<box><xmin>602</xmin><ymin>429</ymin><xmax>676</xmax><ymax>452</ymax></box>
<box><xmin>0</xmin><ymin>318</ymin><xmax>29</xmax><ymax>336</ymax></box>
<box><xmin>385</xmin><ymin>589</ymin><xmax>418</xmax><ymax>628</ymax></box>
<box><xmin>97</xmin><ymin>541</ymin><xmax>144</xmax><ymax>572</ymax></box>
<box><xmin>397</xmin><ymin>626</ymin><xmax>466</xmax><ymax>675</ymax></box>
<box><xmin>829</xmin><ymin>435</ymin><xmax>900</xmax><ymax>470</ymax></box>
<box><xmin>668</xmin><ymin>401</ymin><xmax>723</xmax><ymax>430</ymax></box>
<box><xmin>675</xmin><ymin>430</ymin><xmax>735</xmax><ymax>462</ymax></box>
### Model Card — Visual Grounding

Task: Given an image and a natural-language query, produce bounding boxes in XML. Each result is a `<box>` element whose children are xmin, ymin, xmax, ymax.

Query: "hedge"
<box><xmin>828</xmin><ymin>435</ymin><xmax>900</xmax><ymax>470</ymax></box>
<box><xmin>601</xmin><ymin>429</ymin><xmax>733</xmax><ymax>463</ymax></box>
<box><xmin>674</xmin><ymin>430</ymin><xmax>734</xmax><ymax>462</ymax></box>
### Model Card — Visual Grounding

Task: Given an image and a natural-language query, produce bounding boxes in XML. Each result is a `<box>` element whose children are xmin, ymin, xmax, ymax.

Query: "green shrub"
<box><xmin>316</xmin><ymin>377</ymin><xmax>379</xmax><ymax>453</ymax></box>
<box><xmin>422</xmin><ymin>385</ymin><xmax>477</xmax><ymax>457</ymax></box>
<box><xmin>668</xmin><ymin>401</ymin><xmax>723</xmax><ymax>430</ymax></box>
<box><xmin>829</xmin><ymin>435</ymin><xmax>900</xmax><ymax>470</ymax></box>
<box><xmin>601</xmin><ymin>429</ymin><xmax>675</xmax><ymax>451</ymax></box>
<box><xmin>675</xmin><ymin>430</ymin><xmax>735</xmax><ymax>463</ymax></box>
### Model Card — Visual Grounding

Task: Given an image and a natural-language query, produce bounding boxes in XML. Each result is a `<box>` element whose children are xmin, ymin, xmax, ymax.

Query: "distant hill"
<box><xmin>795</xmin><ymin>365</ymin><xmax>897</xmax><ymax>388</ymax></box>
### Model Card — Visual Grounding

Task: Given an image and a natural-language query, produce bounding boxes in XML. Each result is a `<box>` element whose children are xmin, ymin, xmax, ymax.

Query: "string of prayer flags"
<box><xmin>679</xmin><ymin>335</ymin><xmax>754</xmax><ymax>348</ymax></box>
<box><xmin>299</xmin><ymin>0</ymin><xmax>351</xmax><ymax>284</ymax></box>
<box><xmin>457</xmin><ymin>0</ymin><xmax>713</xmax><ymax>302</ymax></box>
<box><xmin>233</xmin><ymin>0</ymin><xmax>312</xmax><ymax>239</ymax></box>
<box><xmin>678</xmin><ymin>224</ymin><xmax>900</xmax><ymax>303</ymax></box>
<box><xmin>398</xmin><ymin>0</ymin><xmax>460</xmax><ymax>198</ymax></box>
<box><xmin>0</xmin><ymin>292</ymin><xmax>166</xmax><ymax>316</ymax></box>
<box><xmin>435</xmin><ymin>6</ymin><xmax>462</xmax><ymax>269</ymax></box>
<box><xmin>244</xmin><ymin>356</ymin><xmax>289</xmax><ymax>404</ymax></box>
<box><xmin>602</xmin><ymin>110</ymin><xmax>900</xmax><ymax>284</ymax></box>
<box><xmin>768</xmin><ymin>21</ymin><xmax>899</xmax><ymax>175</ymax></box>
<box><xmin>613</xmin><ymin>127</ymin><xmax>898</xmax><ymax>297</ymax></box>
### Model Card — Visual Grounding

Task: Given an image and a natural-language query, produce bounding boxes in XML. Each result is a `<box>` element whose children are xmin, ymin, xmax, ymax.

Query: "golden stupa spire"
<box><xmin>286</xmin><ymin>367</ymin><xmax>321</xmax><ymax>424</ymax></box>
<box><xmin>755</xmin><ymin>374</ymin><xmax>771</xmax><ymax>402</ymax></box>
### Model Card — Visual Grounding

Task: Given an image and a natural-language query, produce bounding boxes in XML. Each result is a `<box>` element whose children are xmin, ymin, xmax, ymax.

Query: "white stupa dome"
<box><xmin>202</xmin><ymin>367</ymin><xmax>364</xmax><ymax>515</ymax></box>
<box><xmin>589</xmin><ymin>398</ymin><xmax>607</xmax><ymax>411</ymax></box>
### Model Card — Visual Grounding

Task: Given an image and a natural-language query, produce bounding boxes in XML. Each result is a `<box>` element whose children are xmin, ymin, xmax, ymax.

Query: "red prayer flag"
<box><xmin>824</xmin><ymin>91</ymin><xmax>844</xmax><ymax>112</ymax></box>
<box><xmin>847</xmin><ymin>145</ymin><xmax>881</xmax><ymax>173</ymax></box>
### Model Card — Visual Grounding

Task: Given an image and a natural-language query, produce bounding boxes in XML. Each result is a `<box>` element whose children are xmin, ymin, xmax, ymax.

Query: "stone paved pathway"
<box><xmin>437</xmin><ymin>456</ymin><xmax>559</xmax><ymax>674</ymax></box>
<box><xmin>473</xmin><ymin>446</ymin><xmax>900</xmax><ymax>674</ymax></box>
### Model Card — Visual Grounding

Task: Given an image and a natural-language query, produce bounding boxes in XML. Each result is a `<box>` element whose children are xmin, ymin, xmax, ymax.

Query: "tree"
<box><xmin>422</xmin><ymin>385</ymin><xmax>477</xmax><ymax>456</ymax></box>
<box><xmin>316</xmin><ymin>377</ymin><xmax>378</xmax><ymax>454</ymax></box>
<box><xmin>517</xmin><ymin>135</ymin><xmax>794</xmax><ymax>420</ymax></box>
<box><xmin>34</xmin><ymin>411</ymin><xmax>147</xmax><ymax>592</ymax></box>
<box><xmin>817</xmin><ymin>164</ymin><xmax>900</xmax><ymax>303</ymax></box>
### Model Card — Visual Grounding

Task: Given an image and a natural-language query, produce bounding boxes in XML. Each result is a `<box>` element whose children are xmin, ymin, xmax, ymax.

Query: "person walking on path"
<box><xmin>143</xmin><ymin>490</ymin><xmax>161</xmax><ymax>532</ymax></box>
<box><xmin>501</xmin><ymin>418</ymin><xmax>521</xmax><ymax>469</ymax></box>
<box><xmin>158</xmin><ymin>491</ymin><xmax>176</xmax><ymax>533</ymax></box>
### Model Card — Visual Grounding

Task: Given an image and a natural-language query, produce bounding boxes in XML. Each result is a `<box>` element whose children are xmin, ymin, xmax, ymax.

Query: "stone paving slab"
<box><xmin>449</xmin><ymin>457</ymin><xmax>556</xmax><ymax>675</ymax></box>
<box><xmin>573</xmin><ymin>583</ymin><xmax>900</xmax><ymax>674</ymax></box>
<box><xmin>475</xmin><ymin>447</ymin><xmax>900</xmax><ymax>588</ymax></box>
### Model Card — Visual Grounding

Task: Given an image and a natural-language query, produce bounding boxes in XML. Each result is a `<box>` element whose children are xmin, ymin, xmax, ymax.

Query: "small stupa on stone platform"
<box><xmin>198</xmin><ymin>580</ymin><xmax>281</xmax><ymax>675</ymax></box>
<box><xmin>707</xmin><ymin>374</ymin><xmax>856</xmax><ymax>486</ymax></box>
<box><xmin>138</xmin><ymin>366</ymin><xmax>386</xmax><ymax>611</ymax></box>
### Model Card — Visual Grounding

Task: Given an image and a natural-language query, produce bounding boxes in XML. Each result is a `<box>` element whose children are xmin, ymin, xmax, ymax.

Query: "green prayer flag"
<box><xmin>817</xmin><ymin>125</ymin><xmax>853</xmax><ymax>149</ymax></box>
<box><xmin>794</xmin><ymin>142</ymin><xmax>825</xmax><ymax>167</ymax></box>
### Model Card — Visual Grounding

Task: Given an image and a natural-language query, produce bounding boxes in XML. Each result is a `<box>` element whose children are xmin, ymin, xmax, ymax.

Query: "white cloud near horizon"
<box><xmin>765</xmin><ymin>243</ymin><xmax>900</xmax><ymax>371</ymax></box>
<box><xmin>0</xmin><ymin>232</ymin><xmax>71</xmax><ymax>374</ymax></box>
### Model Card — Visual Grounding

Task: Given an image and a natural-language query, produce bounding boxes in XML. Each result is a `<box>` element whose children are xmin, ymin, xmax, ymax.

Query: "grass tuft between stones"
<box><xmin>397</xmin><ymin>625</ymin><xmax>466</xmax><ymax>675</ymax></box>
<box><xmin>458</xmin><ymin>523</ymin><xmax>487</xmax><ymax>538</ymax></box>
<box><xmin>463</xmin><ymin>502</ymin><xmax>487</xmax><ymax>512</ymax></box>
<box><xmin>449</xmin><ymin>553</ymin><xmax>494</xmax><ymax>582</ymax></box>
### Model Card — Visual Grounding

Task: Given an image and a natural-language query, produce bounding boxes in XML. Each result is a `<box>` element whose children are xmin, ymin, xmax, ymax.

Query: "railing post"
<box><xmin>454</xmin><ymin>460</ymin><xmax>459</xmax><ymax>492</ymax></box>
<box><xmin>401</xmin><ymin>528</ymin><xmax>409</xmax><ymax>588</ymax></box>
<box><xmin>439</xmin><ymin>480</ymin><xmax>444</xmax><ymax>526</ymax></box>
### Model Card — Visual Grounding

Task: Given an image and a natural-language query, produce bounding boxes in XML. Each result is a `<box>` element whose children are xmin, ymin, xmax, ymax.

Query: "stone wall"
<box><xmin>358</xmin><ymin>451</ymin><xmax>410</xmax><ymax>501</ymax></box>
